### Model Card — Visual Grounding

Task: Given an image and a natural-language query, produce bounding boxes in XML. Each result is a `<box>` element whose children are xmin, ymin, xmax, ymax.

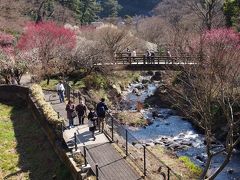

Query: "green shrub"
<box><xmin>179</xmin><ymin>156</ymin><xmax>202</xmax><ymax>176</ymax></box>
<box><xmin>83</xmin><ymin>74</ymin><xmax>108</xmax><ymax>90</ymax></box>
<box><xmin>39</xmin><ymin>79</ymin><xmax>59</xmax><ymax>90</ymax></box>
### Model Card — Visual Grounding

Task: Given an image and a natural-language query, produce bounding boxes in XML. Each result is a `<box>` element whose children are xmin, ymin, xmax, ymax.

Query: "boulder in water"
<box><xmin>196</xmin><ymin>155</ymin><xmax>204</xmax><ymax>163</ymax></box>
<box><xmin>227</xmin><ymin>169</ymin><xmax>234</xmax><ymax>174</ymax></box>
<box><xmin>132</xmin><ymin>88</ymin><xmax>139</xmax><ymax>94</ymax></box>
<box><xmin>142</xmin><ymin>79</ymin><xmax>150</xmax><ymax>84</ymax></box>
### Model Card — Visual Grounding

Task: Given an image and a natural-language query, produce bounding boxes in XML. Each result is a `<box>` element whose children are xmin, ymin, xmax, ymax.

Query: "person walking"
<box><xmin>132</xmin><ymin>49</ymin><xmax>137</xmax><ymax>62</ymax></box>
<box><xmin>146</xmin><ymin>50</ymin><xmax>151</xmax><ymax>64</ymax></box>
<box><xmin>88</xmin><ymin>107</ymin><xmax>97</xmax><ymax>141</ymax></box>
<box><xmin>96</xmin><ymin>98</ymin><xmax>108</xmax><ymax>133</ymax></box>
<box><xmin>151</xmin><ymin>51</ymin><xmax>155</xmax><ymax>64</ymax></box>
<box><xmin>56</xmin><ymin>81</ymin><xmax>65</xmax><ymax>103</ymax></box>
<box><xmin>75</xmin><ymin>100</ymin><xmax>87</xmax><ymax>125</ymax></box>
<box><xmin>65</xmin><ymin>100</ymin><xmax>76</xmax><ymax>128</ymax></box>
<box><xmin>126</xmin><ymin>48</ymin><xmax>131</xmax><ymax>63</ymax></box>
<box><xmin>167</xmin><ymin>49</ymin><xmax>172</xmax><ymax>64</ymax></box>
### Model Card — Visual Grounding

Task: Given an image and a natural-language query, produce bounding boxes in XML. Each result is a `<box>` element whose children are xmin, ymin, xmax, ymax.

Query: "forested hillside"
<box><xmin>117</xmin><ymin>0</ymin><xmax>161</xmax><ymax>16</ymax></box>
<box><xmin>0</xmin><ymin>0</ymin><xmax>162</xmax><ymax>34</ymax></box>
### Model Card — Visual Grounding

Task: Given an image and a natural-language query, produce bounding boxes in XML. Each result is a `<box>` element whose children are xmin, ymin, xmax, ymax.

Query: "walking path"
<box><xmin>44</xmin><ymin>92</ymin><xmax>142</xmax><ymax>180</ymax></box>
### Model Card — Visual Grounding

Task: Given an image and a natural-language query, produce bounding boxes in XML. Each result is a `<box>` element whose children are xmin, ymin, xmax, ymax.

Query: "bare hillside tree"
<box><xmin>168</xmin><ymin>28</ymin><xmax>240</xmax><ymax>179</ymax></box>
<box><xmin>96</xmin><ymin>25</ymin><xmax>134</xmax><ymax>63</ymax></box>
<box><xmin>186</xmin><ymin>0</ymin><xmax>225</xmax><ymax>30</ymax></box>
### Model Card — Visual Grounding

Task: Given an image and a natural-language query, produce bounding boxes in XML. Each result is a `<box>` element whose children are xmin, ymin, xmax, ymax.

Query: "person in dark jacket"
<box><xmin>88</xmin><ymin>107</ymin><xmax>97</xmax><ymax>141</ymax></box>
<box><xmin>96</xmin><ymin>98</ymin><xmax>108</xmax><ymax>133</ymax></box>
<box><xmin>75</xmin><ymin>100</ymin><xmax>87</xmax><ymax>125</ymax></box>
<box><xmin>65</xmin><ymin>100</ymin><xmax>75</xmax><ymax>128</ymax></box>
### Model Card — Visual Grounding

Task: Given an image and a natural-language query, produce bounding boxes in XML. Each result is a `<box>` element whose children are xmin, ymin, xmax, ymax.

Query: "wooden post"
<box><xmin>125</xmin><ymin>129</ymin><xmax>128</xmax><ymax>156</ymax></box>
<box><xmin>144</xmin><ymin>145</ymin><xmax>146</xmax><ymax>176</ymax></box>
<box><xmin>96</xmin><ymin>164</ymin><xmax>99</xmax><ymax>180</ymax></box>
<box><xmin>111</xmin><ymin>117</ymin><xmax>114</xmax><ymax>142</ymax></box>
<box><xmin>83</xmin><ymin>146</ymin><xmax>87</xmax><ymax>166</ymax></box>
<box><xmin>74</xmin><ymin>132</ymin><xmax>77</xmax><ymax>151</ymax></box>
<box><xmin>167</xmin><ymin>167</ymin><xmax>170</xmax><ymax>180</ymax></box>
<box><xmin>73</xmin><ymin>89</ymin><xmax>75</xmax><ymax>103</ymax></box>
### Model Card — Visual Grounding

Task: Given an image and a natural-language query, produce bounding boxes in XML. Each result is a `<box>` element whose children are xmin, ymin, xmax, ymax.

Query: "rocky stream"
<box><xmin>119</xmin><ymin>72</ymin><xmax>240</xmax><ymax>180</ymax></box>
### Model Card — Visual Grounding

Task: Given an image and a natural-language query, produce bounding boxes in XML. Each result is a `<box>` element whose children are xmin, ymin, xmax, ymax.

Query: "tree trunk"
<box><xmin>46</xmin><ymin>75</ymin><xmax>50</xmax><ymax>85</ymax></box>
<box><xmin>4</xmin><ymin>77</ymin><xmax>10</xmax><ymax>84</ymax></box>
<box><xmin>200</xmin><ymin>154</ymin><xmax>212</xmax><ymax>179</ymax></box>
<box><xmin>208</xmin><ymin>148</ymin><xmax>233</xmax><ymax>180</ymax></box>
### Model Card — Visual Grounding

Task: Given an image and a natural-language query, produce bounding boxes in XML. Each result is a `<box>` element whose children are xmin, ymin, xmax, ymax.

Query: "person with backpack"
<box><xmin>88</xmin><ymin>107</ymin><xmax>97</xmax><ymax>141</ymax></box>
<box><xmin>75</xmin><ymin>100</ymin><xmax>87</xmax><ymax>125</ymax></box>
<box><xmin>96</xmin><ymin>98</ymin><xmax>108</xmax><ymax>133</ymax></box>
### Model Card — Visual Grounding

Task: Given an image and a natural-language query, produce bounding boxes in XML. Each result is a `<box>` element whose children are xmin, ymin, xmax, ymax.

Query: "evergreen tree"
<box><xmin>224</xmin><ymin>0</ymin><xmax>240</xmax><ymax>30</ymax></box>
<box><xmin>71</xmin><ymin>0</ymin><xmax>102</xmax><ymax>24</ymax></box>
<box><xmin>101</xmin><ymin>0</ymin><xmax>122</xmax><ymax>17</ymax></box>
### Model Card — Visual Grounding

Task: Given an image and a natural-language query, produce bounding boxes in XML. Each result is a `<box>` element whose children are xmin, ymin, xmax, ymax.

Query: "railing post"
<box><xmin>74</xmin><ymin>132</ymin><xmax>77</xmax><ymax>151</ymax></box>
<box><xmin>96</xmin><ymin>164</ymin><xmax>99</xmax><ymax>180</ymax></box>
<box><xmin>73</xmin><ymin>89</ymin><xmax>75</xmax><ymax>103</ymax></box>
<box><xmin>111</xmin><ymin>117</ymin><xmax>114</xmax><ymax>142</ymax></box>
<box><xmin>167</xmin><ymin>167</ymin><xmax>170</xmax><ymax>180</ymax></box>
<box><xmin>143</xmin><ymin>145</ymin><xmax>146</xmax><ymax>176</ymax></box>
<box><xmin>125</xmin><ymin>129</ymin><xmax>128</xmax><ymax>156</ymax></box>
<box><xmin>83</xmin><ymin>146</ymin><xmax>87</xmax><ymax>166</ymax></box>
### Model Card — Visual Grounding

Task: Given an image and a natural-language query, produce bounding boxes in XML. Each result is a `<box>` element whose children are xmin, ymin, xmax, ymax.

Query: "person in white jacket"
<box><xmin>56</xmin><ymin>81</ymin><xmax>65</xmax><ymax>103</ymax></box>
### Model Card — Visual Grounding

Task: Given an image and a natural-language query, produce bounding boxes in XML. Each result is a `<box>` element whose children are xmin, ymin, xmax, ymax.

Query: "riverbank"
<box><xmin>0</xmin><ymin>102</ymin><xmax>71</xmax><ymax>179</ymax></box>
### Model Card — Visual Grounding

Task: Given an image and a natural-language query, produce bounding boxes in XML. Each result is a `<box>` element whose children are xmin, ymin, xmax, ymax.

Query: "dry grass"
<box><xmin>116</xmin><ymin>111</ymin><xmax>147</xmax><ymax>127</ymax></box>
<box><xmin>149</xmin><ymin>145</ymin><xmax>200</xmax><ymax>179</ymax></box>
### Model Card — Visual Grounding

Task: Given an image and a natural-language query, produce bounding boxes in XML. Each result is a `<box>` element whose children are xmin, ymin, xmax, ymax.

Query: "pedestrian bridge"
<box><xmin>94</xmin><ymin>55</ymin><xmax>196</xmax><ymax>71</ymax></box>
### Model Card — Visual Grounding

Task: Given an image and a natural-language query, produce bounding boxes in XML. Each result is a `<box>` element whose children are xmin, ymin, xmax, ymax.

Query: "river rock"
<box><xmin>111</xmin><ymin>84</ymin><xmax>122</xmax><ymax>95</ymax></box>
<box><xmin>146</xmin><ymin>118</ymin><xmax>153</xmax><ymax>125</ymax></box>
<box><xmin>180</xmin><ymin>140</ymin><xmax>192</xmax><ymax>146</ymax></box>
<box><xmin>227</xmin><ymin>169</ymin><xmax>234</xmax><ymax>174</ymax></box>
<box><xmin>132</xmin><ymin>88</ymin><xmax>139</xmax><ymax>94</ymax></box>
<box><xmin>132</xmin><ymin>142</ymin><xmax>137</xmax><ymax>146</ymax></box>
<box><xmin>196</xmin><ymin>155</ymin><xmax>205</xmax><ymax>163</ymax></box>
<box><xmin>142</xmin><ymin>79</ymin><xmax>150</xmax><ymax>84</ymax></box>
<box><xmin>178</xmin><ymin>133</ymin><xmax>185</xmax><ymax>138</ymax></box>
<box><xmin>134</xmin><ymin>144</ymin><xmax>143</xmax><ymax>149</ymax></box>
<box><xmin>146</xmin><ymin>142</ymin><xmax>155</xmax><ymax>146</ymax></box>
<box><xmin>147</xmin><ymin>71</ymin><xmax>154</xmax><ymax>76</ymax></box>
<box><xmin>152</xmin><ymin>111</ymin><xmax>158</xmax><ymax>118</ymax></box>
<box><xmin>136</xmin><ymin>92</ymin><xmax>141</xmax><ymax>96</ymax></box>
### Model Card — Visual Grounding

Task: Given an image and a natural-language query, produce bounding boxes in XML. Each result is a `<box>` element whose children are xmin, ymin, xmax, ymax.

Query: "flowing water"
<box><xmin>120</xmin><ymin>74</ymin><xmax>240</xmax><ymax>180</ymax></box>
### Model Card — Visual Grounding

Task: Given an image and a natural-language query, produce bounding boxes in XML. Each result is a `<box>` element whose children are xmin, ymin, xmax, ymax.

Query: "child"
<box><xmin>88</xmin><ymin>107</ymin><xmax>97</xmax><ymax>141</ymax></box>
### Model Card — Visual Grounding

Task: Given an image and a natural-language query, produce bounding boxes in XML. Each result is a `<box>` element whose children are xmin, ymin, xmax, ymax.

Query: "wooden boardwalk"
<box><xmin>45</xmin><ymin>92</ymin><xmax>142</xmax><ymax>180</ymax></box>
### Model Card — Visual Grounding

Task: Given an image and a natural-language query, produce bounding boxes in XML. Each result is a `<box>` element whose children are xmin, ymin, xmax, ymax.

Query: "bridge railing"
<box><xmin>114</xmin><ymin>55</ymin><xmax>193</xmax><ymax>65</ymax></box>
<box><xmin>104</xmin><ymin>112</ymin><xmax>181</xmax><ymax>180</ymax></box>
